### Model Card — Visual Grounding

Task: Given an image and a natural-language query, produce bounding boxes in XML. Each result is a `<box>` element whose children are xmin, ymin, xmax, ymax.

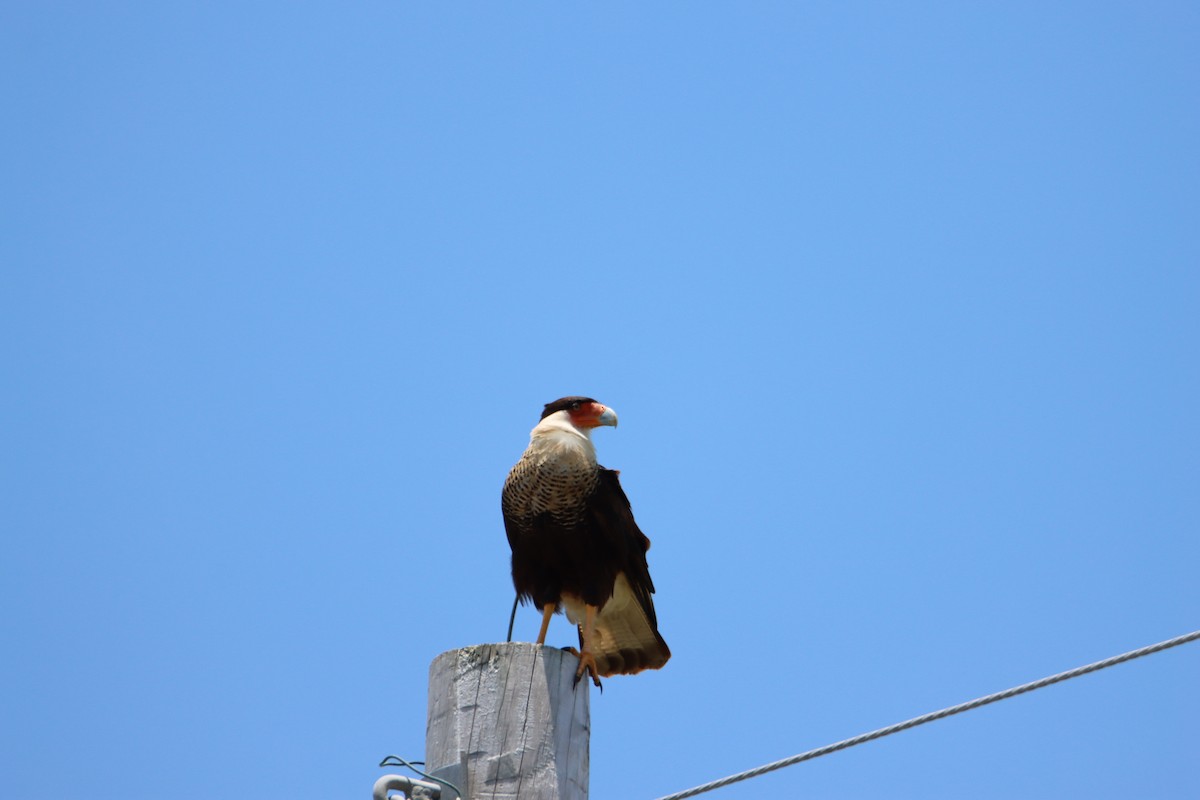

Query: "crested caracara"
<box><xmin>502</xmin><ymin>397</ymin><xmax>670</xmax><ymax>686</ymax></box>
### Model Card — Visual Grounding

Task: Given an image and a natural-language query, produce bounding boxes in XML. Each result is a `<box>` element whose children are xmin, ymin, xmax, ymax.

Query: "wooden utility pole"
<box><xmin>425</xmin><ymin>643</ymin><xmax>590</xmax><ymax>800</ymax></box>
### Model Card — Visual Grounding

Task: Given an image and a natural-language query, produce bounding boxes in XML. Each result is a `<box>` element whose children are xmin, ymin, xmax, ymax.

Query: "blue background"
<box><xmin>3</xmin><ymin>3</ymin><xmax>1197</xmax><ymax>798</ymax></box>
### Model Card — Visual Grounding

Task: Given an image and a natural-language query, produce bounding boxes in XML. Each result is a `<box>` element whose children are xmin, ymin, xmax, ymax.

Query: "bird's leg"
<box><xmin>572</xmin><ymin>604</ymin><xmax>602</xmax><ymax>688</ymax></box>
<box><xmin>535</xmin><ymin>602</ymin><xmax>555</xmax><ymax>645</ymax></box>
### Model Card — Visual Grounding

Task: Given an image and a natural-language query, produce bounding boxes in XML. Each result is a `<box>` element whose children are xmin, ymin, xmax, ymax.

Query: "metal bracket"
<box><xmin>427</xmin><ymin>753</ymin><xmax>468</xmax><ymax>800</ymax></box>
<box><xmin>373</xmin><ymin>774</ymin><xmax>445</xmax><ymax>800</ymax></box>
<box><xmin>376</xmin><ymin>753</ymin><xmax>464</xmax><ymax>800</ymax></box>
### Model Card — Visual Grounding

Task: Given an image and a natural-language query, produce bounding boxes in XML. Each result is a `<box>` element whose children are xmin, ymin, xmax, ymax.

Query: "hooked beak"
<box><xmin>596</xmin><ymin>406</ymin><xmax>618</xmax><ymax>428</ymax></box>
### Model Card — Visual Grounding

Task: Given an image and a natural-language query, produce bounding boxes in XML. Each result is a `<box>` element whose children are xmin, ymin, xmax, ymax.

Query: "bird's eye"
<box><xmin>570</xmin><ymin>401</ymin><xmax>581</xmax><ymax>409</ymax></box>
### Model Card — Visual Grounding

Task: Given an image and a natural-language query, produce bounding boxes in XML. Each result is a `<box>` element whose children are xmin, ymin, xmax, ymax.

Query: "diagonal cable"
<box><xmin>654</xmin><ymin>629</ymin><xmax>1200</xmax><ymax>800</ymax></box>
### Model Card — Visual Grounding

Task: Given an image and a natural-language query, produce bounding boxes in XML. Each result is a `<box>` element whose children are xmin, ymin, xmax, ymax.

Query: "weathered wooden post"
<box><xmin>425</xmin><ymin>642</ymin><xmax>590</xmax><ymax>800</ymax></box>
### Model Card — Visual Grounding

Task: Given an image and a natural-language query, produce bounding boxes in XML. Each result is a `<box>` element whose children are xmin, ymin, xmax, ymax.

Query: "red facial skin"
<box><xmin>568</xmin><ymin>401</ymin><xmax>611</xmax><ymax>429</ymax></box>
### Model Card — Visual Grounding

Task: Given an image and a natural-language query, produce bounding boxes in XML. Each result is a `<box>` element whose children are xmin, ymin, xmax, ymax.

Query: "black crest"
<box><xmin>540</xmin><ymin>396</ymin><xmax>597</xmax><ymax>420</ymax></box>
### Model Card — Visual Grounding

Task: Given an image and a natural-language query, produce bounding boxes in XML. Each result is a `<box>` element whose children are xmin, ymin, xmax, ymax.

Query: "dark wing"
<box><xmin>584</xmin><ymin>468</ymin><xmax>671</xmax><ymax>676</ymax></box>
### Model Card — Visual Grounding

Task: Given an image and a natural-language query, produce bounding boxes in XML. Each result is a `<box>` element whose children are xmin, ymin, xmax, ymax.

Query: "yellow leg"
<box><xmin>535</xmin><ymin>602</ymin><xmax>555</xmax><ymax>645</ymax></box>
<box><xmin>573</xmin><ymin>604</ymin><xmax>601</xmax><ymax>687</ymax></box>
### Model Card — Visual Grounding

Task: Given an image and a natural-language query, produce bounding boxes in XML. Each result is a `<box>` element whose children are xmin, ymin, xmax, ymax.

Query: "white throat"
<box><xmin>528</xmin><ymin>410</ymin><xmax>598</xmax><ymax>461</ymax></box>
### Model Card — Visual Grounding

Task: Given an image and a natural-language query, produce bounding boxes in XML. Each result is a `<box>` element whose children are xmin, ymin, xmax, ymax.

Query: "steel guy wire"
<box><xmin>654</xmin><ymin>629</ymin><xmax>1200</xmax><ymax>800</ymax></box>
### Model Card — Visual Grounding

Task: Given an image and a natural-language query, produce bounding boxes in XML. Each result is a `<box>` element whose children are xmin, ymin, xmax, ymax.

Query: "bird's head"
<box><xmin>540</xmin><ymin>396</ymin><xmax>619</xmax><ymax>432</ymax></box>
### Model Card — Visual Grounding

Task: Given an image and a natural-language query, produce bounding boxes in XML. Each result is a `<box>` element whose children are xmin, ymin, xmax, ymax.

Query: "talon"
<box><xmin>572</xmin><ymin>650</ymin><xmax>602</xmax><ymax>689</ymax></box>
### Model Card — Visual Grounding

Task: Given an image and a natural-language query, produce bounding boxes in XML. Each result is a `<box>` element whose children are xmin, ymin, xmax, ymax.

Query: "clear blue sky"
<box><xmin>3</xmin><ymin>3</ymin><xmax>1197</xmax><ymax>798</ymax></box>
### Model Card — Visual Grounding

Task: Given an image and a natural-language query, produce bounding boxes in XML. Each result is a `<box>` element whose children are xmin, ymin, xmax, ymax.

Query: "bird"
<box><xmin>501</xmin><ymin>396</ymin><xmax>670</xmax><ymax>686</ymax></box>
